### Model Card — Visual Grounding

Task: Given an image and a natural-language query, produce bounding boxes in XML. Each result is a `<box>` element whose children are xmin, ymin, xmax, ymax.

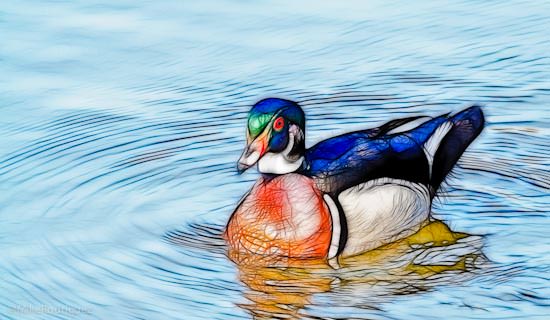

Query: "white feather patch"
<box><xmin>386</xmin><ymin>117</ymin><xmax>431</xmax><ymax>135</ymax></box>
<box><xmin>323</xmin><ymin>194</ymin><xmax>341</xmax><ymax>259</ymax></box>
<box><xmin>258</xmin><ymin>129</ymin><xmax>304</xmax><ymax>174</ymax></box>
<box><xmin>423</xmin><ymin>121</ymin><xmax>453</xmax><ymax>178</ymax></box>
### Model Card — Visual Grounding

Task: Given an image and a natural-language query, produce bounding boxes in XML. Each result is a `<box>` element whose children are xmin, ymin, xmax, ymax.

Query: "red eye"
<box><xmin>273</xmin><ymin>117</ymin><xmax>284</xmax><ymax>131</ymax></box>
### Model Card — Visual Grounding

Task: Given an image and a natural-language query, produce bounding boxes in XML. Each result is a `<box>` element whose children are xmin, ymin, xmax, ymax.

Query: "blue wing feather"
<box><xmin>302</xmin><ymin>108</ymin><xmax>483</xmax><ymax>195</ymax></box>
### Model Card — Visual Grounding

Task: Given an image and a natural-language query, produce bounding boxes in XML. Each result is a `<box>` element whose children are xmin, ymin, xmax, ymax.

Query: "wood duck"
<box><xmin>225</xmin><ymin>98</ymin><xmax>484</xmax><ymax>261</ymax></box>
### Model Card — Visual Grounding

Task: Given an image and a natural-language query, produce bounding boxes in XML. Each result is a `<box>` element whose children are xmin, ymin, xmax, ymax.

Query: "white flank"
<box><xmin>338</xmin><ymin>178</ymin><xmax>431</xmax><ymax>257</ymax></box>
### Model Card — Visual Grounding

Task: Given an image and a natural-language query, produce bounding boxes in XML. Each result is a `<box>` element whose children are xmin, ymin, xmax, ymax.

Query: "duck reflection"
<box><xmin>228</xmin><ymin>219</ymin><xmax>486</xmax><ymax>319</ymax></box>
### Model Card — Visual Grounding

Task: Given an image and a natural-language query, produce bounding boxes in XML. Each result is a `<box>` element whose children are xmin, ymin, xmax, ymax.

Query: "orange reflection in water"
<box><xmin>228</xmin><ymin>219</ymin><xmax>486</xmax><ymax>319</ymax></box>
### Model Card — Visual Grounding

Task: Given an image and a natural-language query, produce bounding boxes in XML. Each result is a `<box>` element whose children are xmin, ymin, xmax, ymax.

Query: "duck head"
<box><xmin>238</xmin><ymin>98</ymin><xmax>306</xmax><ymax>174</ymax></box>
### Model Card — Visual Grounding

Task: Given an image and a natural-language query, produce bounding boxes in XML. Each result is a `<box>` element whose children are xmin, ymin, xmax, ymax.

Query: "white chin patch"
<box><xmin>257</xmin><ymin>128</ymin><xmax>304</xmax><ymax>174</ymax></box>
<box><xmin>258</xmin><ymin>154</ymin><xmax>303</xmax><ymax>174</ymax></box>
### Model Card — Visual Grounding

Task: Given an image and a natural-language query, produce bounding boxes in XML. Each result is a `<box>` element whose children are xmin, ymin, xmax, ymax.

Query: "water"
<box><xmin>1</xmin><ymin>1</ymin><xmax>549</xmax><ymax>319</ymax></box>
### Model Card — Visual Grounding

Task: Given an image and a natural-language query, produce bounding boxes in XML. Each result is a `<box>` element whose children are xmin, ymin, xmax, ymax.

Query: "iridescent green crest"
<box><xmin>247</xmin><ymin>113</ymin><xmax>273</xmax><ymax>138</ymax></box>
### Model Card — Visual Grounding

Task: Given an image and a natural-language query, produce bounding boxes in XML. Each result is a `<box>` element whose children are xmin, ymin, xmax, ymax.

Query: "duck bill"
<box><xmin>237</xmin><ymin>129</ymin><xmax>269</xmax><ymax>173</ymax></box>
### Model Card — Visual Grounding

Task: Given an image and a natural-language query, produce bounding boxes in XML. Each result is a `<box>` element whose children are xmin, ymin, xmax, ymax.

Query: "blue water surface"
<box><xmin>1</xmin><ymin>1</ymin><xmax>549</xmax><ymax>319</ymax></box>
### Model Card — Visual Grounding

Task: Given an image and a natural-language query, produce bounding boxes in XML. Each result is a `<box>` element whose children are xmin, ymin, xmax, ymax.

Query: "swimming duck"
<box><xmin>225</xmin><ymin>98</ymin><xmax>484</xmax><ymax>261</ymax></box>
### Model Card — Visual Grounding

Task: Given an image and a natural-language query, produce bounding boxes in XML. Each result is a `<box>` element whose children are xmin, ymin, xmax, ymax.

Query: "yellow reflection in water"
<box><xmin>229</xmin><ymin>219</ymin><xmax>485</xmax><ymax>319</ymax></box>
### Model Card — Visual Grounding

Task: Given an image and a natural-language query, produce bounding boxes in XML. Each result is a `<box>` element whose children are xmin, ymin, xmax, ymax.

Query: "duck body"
<box><xmin>225</xmin><ymin>98</ymin><xmax>484</xmax><ymax>260</ymax></box>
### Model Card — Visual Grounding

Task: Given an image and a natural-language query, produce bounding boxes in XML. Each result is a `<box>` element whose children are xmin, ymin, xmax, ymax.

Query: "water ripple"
<box><xmin>1</xmin><ymin>0</ymin><xmax>549</xmax><ymax>319</ymax></box>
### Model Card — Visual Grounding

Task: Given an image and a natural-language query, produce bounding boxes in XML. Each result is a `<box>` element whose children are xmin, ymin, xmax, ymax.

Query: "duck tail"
<box><xmin>431</xmin><ymin>105</ymin><xmax>485</xmax><ymax>191</ymax></box>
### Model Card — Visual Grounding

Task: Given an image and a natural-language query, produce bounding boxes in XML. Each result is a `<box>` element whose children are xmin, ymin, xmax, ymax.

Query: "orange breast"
<box><xmin>225</xmin><ymin>173</ymin><xmax>332</xmax><ymax>259</ymax></box>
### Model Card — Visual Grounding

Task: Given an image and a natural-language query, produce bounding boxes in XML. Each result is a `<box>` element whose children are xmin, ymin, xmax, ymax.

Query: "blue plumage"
<box><xmin>301</xmin><ymin>106</ymin><xmax>484</xmax><ymax>195</ymax></box>
<box><xmin>238</xmin><ymin>98</ymin><xmax>484</xmax><ymax>196</ymax></box>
